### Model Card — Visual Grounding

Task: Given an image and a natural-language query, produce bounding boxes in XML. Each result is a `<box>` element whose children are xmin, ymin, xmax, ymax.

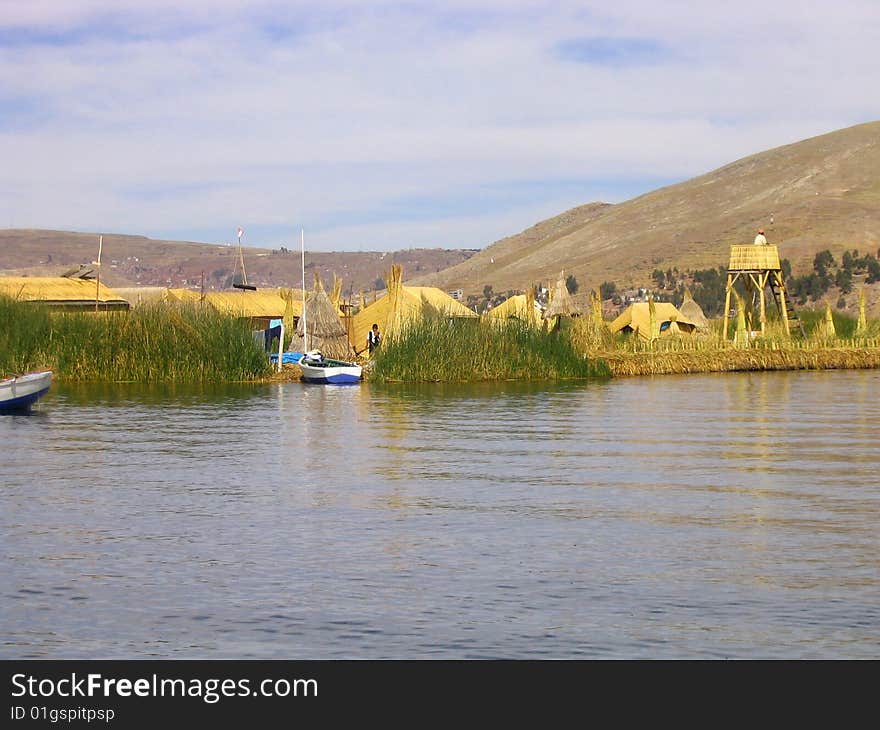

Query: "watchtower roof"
<box><xmin>728</xmin><ymin>244</ymin><xmax>781</xmax><ymax>272</ymax></box>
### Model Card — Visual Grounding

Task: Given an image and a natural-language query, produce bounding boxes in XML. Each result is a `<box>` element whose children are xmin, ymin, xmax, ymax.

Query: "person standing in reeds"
<box><xmin>365</xmin><ymin>323</ymin><xmax>382</xmax><ymax>355</ymax></box>
<box><xmin>754</xmin><ymin>228</ymin><xmax>768</xmax><ymax>245</ymax></box>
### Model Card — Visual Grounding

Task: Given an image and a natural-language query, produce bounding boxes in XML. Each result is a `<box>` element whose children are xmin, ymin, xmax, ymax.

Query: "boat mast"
<box><xmin>300</xmin><ymin>228</ymin><xmax>308</xmax><ymax>352</ymax></box>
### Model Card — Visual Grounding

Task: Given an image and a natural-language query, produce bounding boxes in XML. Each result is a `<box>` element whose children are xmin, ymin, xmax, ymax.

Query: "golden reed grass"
<box><xmin>597</xmin><ymin>341</ymin><xmax>880</xmax><ymax>377</ymax></box>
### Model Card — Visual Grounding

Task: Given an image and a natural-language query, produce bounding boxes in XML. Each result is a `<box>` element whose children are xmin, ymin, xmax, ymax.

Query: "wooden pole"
<box><xmin>277</xmin><ymin>322</ymin><xmax>284</xmax><ymax>373</ymax></box>
<box><xmin>95</xmin><ymin>234</ymin><xmax>103</xmax><ymax>312</ymax></box>
<box><xmin>758</xmin><ymin>271</ymin><xmax>767</xmax><ymax>335</ymax></box>
<box><xmin>775</xmin><ymin>271</ymin><xmax>791</xmax><ymax>336</ymax></box>
<box><xmin>300</xmin><ymin>228</ymin><xmax>307</xmax><ymax>353</ymax></box>
<box><xmin>722</xmin><ymin>273</ymin><xmax>733</xmax><ymax>341</ymax></box>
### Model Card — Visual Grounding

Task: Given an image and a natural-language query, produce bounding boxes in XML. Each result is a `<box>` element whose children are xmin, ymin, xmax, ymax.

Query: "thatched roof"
<box><xmin>164</xmin><ymin>288</ymin><xmax>202</xmax><ymax>303</ymax></box>
<box><xmin>202</xmin><ymin>291</ymin><xmax>287</xmax><ymax>319</ymax></box>
<box><xmin>542</xmin><ymin>271</ymin><xmax>581</xmax><ymax>319</ymax></box>
<box><xmin>485</xmin><ymin>291</ymin><xmax>543</xmax><ymax>325</ymax></box>
<box><xmin>114</xmin><ymin>286</ymin><xmax>166</xmax><ymax>307</ymax></box>
<box><xmin>0</xmin><ymin>276</ymin><xmax>129</xmax><ymax>310</ymax></box>
<box><xmin>609</xmin><ymin>301</ymin><xmax>698</xmax><ymax>341</ymax></box>
<box><xmin>351</xmin><ymin>265</ymin><xmax>477</xmax><ymax>350</ymax></box>
<box><xmin>678</xmin><ymin>288</ymin><xmax>710</xmax><ymax>329</ymax></box>
<box><xmin>289</xmin><ymin>274</ymin><xmax>355</xmax><ymax>360</ymax></box>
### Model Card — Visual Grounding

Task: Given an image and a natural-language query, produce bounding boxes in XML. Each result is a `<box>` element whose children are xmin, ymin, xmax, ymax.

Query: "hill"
<box><xmin>2</xmin><ymin>122</ymin><xmax>880</xmax><ymax>317</ymax></box>
<box><xmin>0</xmin><ymin>229</ymin><xmax>475</xmax><ymax>297</ymax></box>
<box><xmin>411</xmin><ymin>121</ymin><xmax>880</xmax><ymax>305</ymax></box>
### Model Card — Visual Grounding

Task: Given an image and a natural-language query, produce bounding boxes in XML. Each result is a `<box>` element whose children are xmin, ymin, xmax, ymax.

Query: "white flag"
<box><xmin>237</xmin><ymin>227</ymin><xmax>244</xmax><ymax>240</ymax></box>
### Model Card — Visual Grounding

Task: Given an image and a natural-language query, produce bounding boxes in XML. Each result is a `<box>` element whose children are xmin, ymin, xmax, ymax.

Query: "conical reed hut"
<box><xmin>289</xmin><ymin>273</ymin><xmax>356</xmax><ymax>360</ymax></box>
<box><xmin>351</xmin><ymin>264</ymin><xmax>477</xmax><ymax>352</ymax></box>
<box><xmin>542</xmin><ymin>270</ymin><xmax>581</xmax><ymax>325</ymax></box>
<box><xmin>678</xmin><ymin>287</ymin><xmax>710</xmax><ymax>330</ymax></box>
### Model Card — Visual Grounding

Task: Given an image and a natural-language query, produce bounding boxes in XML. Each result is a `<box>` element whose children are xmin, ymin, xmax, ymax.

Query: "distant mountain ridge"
<box><xmin>0</xmin><ymin>229</ymin><xmax>475</xmax><ymax>297</ymax></box>
<box><xmin>411</xmin><ymin>121</ymin><xmax>880</xmax><ymax>298</ymax></box>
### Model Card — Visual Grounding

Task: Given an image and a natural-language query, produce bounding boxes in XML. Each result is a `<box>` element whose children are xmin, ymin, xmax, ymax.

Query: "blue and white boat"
<box><xmin>298</xmin><ymin>352</ymin><xmax>362</xmax><ymax>385</ymax></box>
<box><xmin>0</xmin><ymin>370</ymin><xmax>53</xmax><ymax>412</ymax></box>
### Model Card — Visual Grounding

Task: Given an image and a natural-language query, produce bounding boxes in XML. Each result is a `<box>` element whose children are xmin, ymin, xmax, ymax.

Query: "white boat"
<box><xmin>295</xmin><ymin>228</ymin><xmax>362</xmax><ymax>385</ymax></box>
<box><xmin>0</xmin><ymin>370</ymin><xmax>53</xmax><ymax>412</ymax></box>
<box><xmin>298</xmin><ymin>351</ymin><xmax>362</xmax><ymax>385</ymax></box>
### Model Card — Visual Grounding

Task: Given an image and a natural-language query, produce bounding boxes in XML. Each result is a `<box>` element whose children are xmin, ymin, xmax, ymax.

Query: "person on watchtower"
<box><xmin>753</xmin><ymin>228</ymin><xmax>768</xmax><ymax>246</ymax></box>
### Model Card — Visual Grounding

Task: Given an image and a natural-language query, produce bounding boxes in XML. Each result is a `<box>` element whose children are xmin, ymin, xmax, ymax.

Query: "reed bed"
<box><xmin>370</xmin><ymin>313</ymin><xmax>610</xmax><ymax>382</ymax></box>
<box><xmin>600</xmin><ymin>345</ymin><xmax>880</xmax><ymax>377</ymax></box>
<box><xmin>0</xmin><ymin>294</ymin><xmax>53</xmax><ymax>375</ymax></box>
<box><xmin>1</xmin><ymin>296</ymin><xmax>272</xmax><ymax>382</ymax></box>
<box><xmin>569</xmin><ymin>306</ymin><xmax>880</xmax><ymax>376</ymax></box>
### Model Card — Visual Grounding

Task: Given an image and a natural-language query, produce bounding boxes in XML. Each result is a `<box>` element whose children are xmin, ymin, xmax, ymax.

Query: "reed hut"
<box><xmin>542</xmin><ymin>271</ymin><xmax>581</xmax><ymax>323</ymax></box>
<box><xmin>113</xmin><ymin>286</ymin><xmax>166</xmax><ymax>308</ymax></box>
<box><xmin>351</xmin><ymin>264</ymin><xmax>477</xmax><ymax>352</ymax></box>
<box><xmin>201</xmin><ymin>291</ymin><xmax>287</xmax><ymax>330</ymax></box>
<box><xmin>288</xmin><ymin>274</ymin><xmax>356</xmax><ymax>360</ymax></box>
<box><xmin>678</xmin><ymin>288</ymin><xmax>710</xmax><ymax>330</ymax></box>
<box><xmin>0</xmin><ymin>276</ymin><xmax>129</xmax><ymax>311</ymax></box>
<box><xmin>609</xmin><ymin>301</ymin><xmax>698</xmax><ymax>341</ymax></box>
<box><xmin>163</xmin><ymin>288</ymin><xmax>202</xmax><ymax>304</ymax></box>
<box><xmin>485</xmin><ymin>290</ymin><xmax>543</xmax><ymax>326</ymax></box>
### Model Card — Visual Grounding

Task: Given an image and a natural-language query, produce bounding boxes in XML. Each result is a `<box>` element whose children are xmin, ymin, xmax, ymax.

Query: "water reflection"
<box><xmin>1</xmin><ymin>370</ymin><xmax>878</xmax><ymax>658</ymax></box>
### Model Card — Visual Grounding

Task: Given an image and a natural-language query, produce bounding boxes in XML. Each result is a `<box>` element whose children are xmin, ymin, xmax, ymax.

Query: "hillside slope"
<box><xmin>0</xmin><ymin>229</ymin><xmax>475</xmax><ymax>296</ymax></box>
<box><xmin>412</xmin><ymin>121</ymin><xmax>880</xmax><ymax>297</ymax></box>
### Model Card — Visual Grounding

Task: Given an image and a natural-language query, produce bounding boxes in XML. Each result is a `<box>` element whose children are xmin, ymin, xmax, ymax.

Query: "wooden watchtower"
<box><xmin>722</xmin><ymin>245</ymin><xmax>802</xmax><ymax>339</ymax></box>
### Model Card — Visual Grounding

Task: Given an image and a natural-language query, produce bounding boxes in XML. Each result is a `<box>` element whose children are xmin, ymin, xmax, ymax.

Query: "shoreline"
<box><xmin>40</xmin><ymin>347</ymin><xmax>880</xmax><ymax>384</ymax></box>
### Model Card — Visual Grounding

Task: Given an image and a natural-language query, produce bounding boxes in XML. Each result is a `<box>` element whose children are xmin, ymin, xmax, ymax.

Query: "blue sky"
<box><xmin>1</xmin><ymin>0</ymin><xmax>878</xmax><ymax>251</ymax></box>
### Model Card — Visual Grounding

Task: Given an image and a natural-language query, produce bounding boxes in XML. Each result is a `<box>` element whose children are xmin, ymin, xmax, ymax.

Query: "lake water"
<box><xmin>2</xmin><ymin>370</ymin><xmax>878</xmax><ymax>659</ymax></box>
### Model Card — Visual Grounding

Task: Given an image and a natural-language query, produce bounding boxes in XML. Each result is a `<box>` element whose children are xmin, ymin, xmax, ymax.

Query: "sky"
<box><xmin>1</xmin><ymin>0</ymin><xmax>878</xmax><ymax>252</ymax></box>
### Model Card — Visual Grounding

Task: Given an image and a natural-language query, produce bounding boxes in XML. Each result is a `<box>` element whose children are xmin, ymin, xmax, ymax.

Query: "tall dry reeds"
<box><xmin>370</xmin><ymin>311</ymin><xmax>610</xmax><ymax>382</ymax></box>
<box><xmin>1</xmin><ymin>295</ymin><xmax>272</xmax><ymax>382</ymax></box>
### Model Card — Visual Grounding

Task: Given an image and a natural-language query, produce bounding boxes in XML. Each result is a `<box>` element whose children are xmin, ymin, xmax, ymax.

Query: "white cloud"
<box><xmin>0</xmin><ymin>1</ymin><xmax>877</xmax><ymax>250</ymax></box>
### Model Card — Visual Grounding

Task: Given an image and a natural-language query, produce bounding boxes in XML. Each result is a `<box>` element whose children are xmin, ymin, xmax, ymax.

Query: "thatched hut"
<box><xmin>542</xmin><ymin>271</ymin><xmax>581</xmax><ymax>321</ymax></box>
<box><xmin>609</xmin><ymin>301</ymin><xmax>698</xmax><ymax>341</ymax></box>
<box><xmin>678</xmin><ymin>288</ymin><xmax>710</xmax><ymax>330</ymax></box>
<box><xmin>351</xmin><ymin>264</ymin><xmax>477</xmax><ymax>352</ymax></box>
<box><xmin>486</xmin><ymin>290</ymin><xmax>543</xmax><ymax>326</ymax></box>
<box><xmin>201</xmin><ymin>291</ymin><xmax>287</xmax><ymax>330</ymax></box>
<box><xmin>0</xmin><ymin>276</ymin><xmax>129</xmax><ymax>311</ymax></box>
<box><xmin>114</xmin><ymin>286</ymin><xmax>166</xmax><ymax>307</ymax></box>
<box><xmin>163</xmin><ymin>288</ymin><xmax>202</xmax><ymax>304</ymax></box>
<box><xmin>288</xmin><ymin>274</ymin><xmax>356</xmax><ymax>360</ymax></box>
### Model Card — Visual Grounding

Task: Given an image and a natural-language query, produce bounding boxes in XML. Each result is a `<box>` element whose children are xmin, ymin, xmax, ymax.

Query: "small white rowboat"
<box><xmin>0</xmin><ymin>371</ymin><xmax>53</xmax><ymax>412</ymax></box>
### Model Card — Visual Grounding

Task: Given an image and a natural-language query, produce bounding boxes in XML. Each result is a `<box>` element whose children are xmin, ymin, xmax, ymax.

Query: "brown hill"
<box><xmin>0</xmin><ymin>229</ymin><xmax>475</xmax><ymax>297</ymax></box>
<box><xmin>411</xmin><ymin>121</ymin><xmax>880</xmax><ymax>298</ymax></box>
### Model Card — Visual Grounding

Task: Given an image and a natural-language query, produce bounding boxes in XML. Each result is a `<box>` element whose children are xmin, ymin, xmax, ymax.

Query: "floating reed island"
<box><xmin>565</xmin><ymin>294</ymin><xmax>880</xmax><ymax>378</ymax></box>
<box><xmin>3</xmin><ymin>262</ymin><xmax>879</xmax><ymax>385</ymax></box>
<box><xmin>1</xmin><ymin>295</ymin><xmax>272</xmax><ymax>382</ymax></box>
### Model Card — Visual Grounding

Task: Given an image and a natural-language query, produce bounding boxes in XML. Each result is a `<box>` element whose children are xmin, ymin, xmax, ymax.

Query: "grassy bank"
<box><xmin>1</xmin><ymin>296</ymin><xmax>272</xmax><ymax>382</ymax></box>
<box><xmin>370</xmin><ymin>315</ymin><xmax>610</xmax><ymax>382</ymax></box>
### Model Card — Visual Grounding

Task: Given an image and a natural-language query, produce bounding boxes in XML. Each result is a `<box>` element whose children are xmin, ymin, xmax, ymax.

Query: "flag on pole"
<box><xmin>237</xmin><ymin>227</ymin><xmax>244</xmax><ymax>240</ymax></box>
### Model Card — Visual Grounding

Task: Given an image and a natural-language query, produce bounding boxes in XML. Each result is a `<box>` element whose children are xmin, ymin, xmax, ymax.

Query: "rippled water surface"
<box><xmin>2</xmin><ymin>370</ymin><xmax>878</xmax><ymax>658</ymax></box>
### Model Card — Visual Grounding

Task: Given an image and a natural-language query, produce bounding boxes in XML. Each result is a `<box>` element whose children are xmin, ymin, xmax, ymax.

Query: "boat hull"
<box><xmin>298</xmin><ymin>357</ymin><xmax>362</xmax><ymax>385</ymax></box>
<box><xmin>0</xmin><ymin>371</ymin><xmax>53</xmax><ymax>412</ymax></box>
